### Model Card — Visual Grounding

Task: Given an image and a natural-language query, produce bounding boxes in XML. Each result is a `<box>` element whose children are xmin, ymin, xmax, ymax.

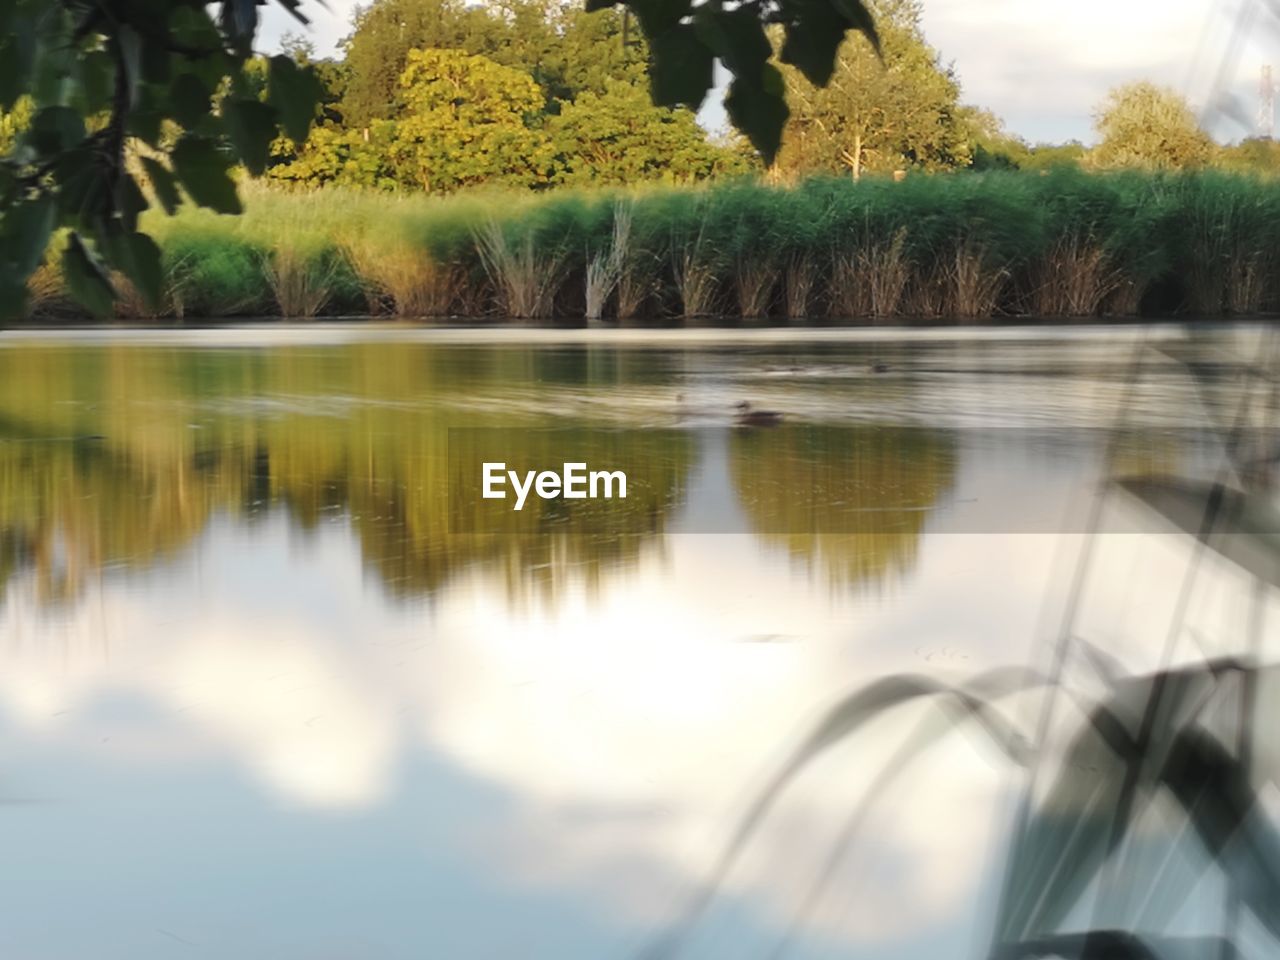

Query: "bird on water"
<box><xmin>734</xmin><ymin>401</ymin><xmax>783</xmax><ymax>427</ymax></box>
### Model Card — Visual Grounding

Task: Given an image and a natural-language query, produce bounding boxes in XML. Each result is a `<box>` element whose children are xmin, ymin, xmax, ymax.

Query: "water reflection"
<box><xmin>0</xmin><ymin>344</ymin><xmax>978</xmax><ymax>606</ymax></box>
<box><xmin>0</xmin><ymin>329</ymin><xmax>1269</xmax><ymax>960</ymax></box>
<box><xmin>0</xmin><ymin>344</ymin><xmax>702</xmax><ymax>605</ymax></box>
<box><xmin>730</xmin><ymin>425</ymin><xmax>957</xmax><ymax>589</ymax></box>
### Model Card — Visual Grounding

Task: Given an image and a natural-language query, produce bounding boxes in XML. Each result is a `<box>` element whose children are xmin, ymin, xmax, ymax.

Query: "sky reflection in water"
<box><xmin>0</xmin><ymin>329</ymin><xmax>1268</xmax><ymax>960</ymax></box>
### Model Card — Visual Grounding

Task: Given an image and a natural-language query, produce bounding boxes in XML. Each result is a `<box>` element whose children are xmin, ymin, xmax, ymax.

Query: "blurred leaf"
<box><xmin>0</xmin><ymin>10</ymin><xmax>37</xmax><ymax>110</ymax></box>
<box><xmin>646</xmin><ymin>669</ymin><xmax>1039</xmax><ymax>959</ymax></box>
<box><xmin>170</xmin><ymin>73</ymin><xmax>213</xmax><ymax>129</ymax></box>
<box><xmin>0</xmin><ymin>268</ymin><xmax>30</xmax><ymax>320</ymax></box>
<box><xmin>1162</xmin><ymin>726</ymin><xmax>1280</xmax><ymax>940</ymax></box>
<box><xmin>1116</xmin><ymin>478</ymin><xmax>1280</xmax><ymax>587</ymax></box>
<box><xmin>629</xmin><ymin>0</ymin><xmax>692</xmax><ymax>35</ymax></box>
<box><xmin>102</xmin><ymin>231</ymin><xmax>162</xmax><ymax>310</ymax></box>
<box><xmin>267</xmin><ymin>55</ymin><xmax>323</xmax><ymax>142</ymax></box>
<box><xmin>992</xmin><ymin>931</ymin><xmax>1229</xmax><ymax>959</ymax></box>
<box><xmin>1</xmin><ymin>195</ymin><xmax>56</xmax><ymax>277</ymax></box>
<box><xmin>693</xmin><ymin>7</ymin><xmax>770</xmax><ymax>78</ymax></box>
<box><xmin>724</xmin><ymin>66</ymin><xmax>789</xmax><ymax>165</ymax></box>
<box><xmin>75</xmin><ymin>50</ymin><xmax>114</xmax><ymax>114</ymax></box>
<box><xmin>647</xmin><ymin>25</ymin><xmax>714</xmax><ymax>109</ymax></box>
<box><xmin>115</xmin><ymin>172</ymin><xmax>149</xmax><ymax>232</ymax></box>
<box><xmin>780</xmin><ymin>12</ymin><xmax>846</xmax><ymax>88</ymax></box>
<box><xmin>995</xmin><ymin>661</ymin><xmax>1244</xmax><ymax>943</ymax></box>
<box><xmin>222</xmin><ymin>98</ymin><xmax>277</xmax><ymax>176</ymax></box>
<box><xmin>171</xmin><ymin>136</ymin><xmax>241</xmax><ymax>214</ymax></box>
<box><xmin>829</xmin><ymin>0</ymin><xmax>879</xmax><ymax>54</ymax></box>
<box><xmin>26</xmin><ymin>106</ymin><xmax>86</xmax><ymax>155</ymax></box>
<box><xmin>118</xmin><ymin>25</ymin><xmax>143</xmax><ymax>107</ymax></box>
<box><xmin>140</xmin><ymin>157</ymin><xmax>181</xmax><ymax>215</ymax></box>
<box><xmin>61</xmin><ymin>234</ymin><xmax>115</xmax><ymax>317</ymax></box>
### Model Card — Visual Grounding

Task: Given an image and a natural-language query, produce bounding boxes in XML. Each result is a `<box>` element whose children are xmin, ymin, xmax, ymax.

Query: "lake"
<box><xmin>0</xmin><ymin>324</ymin><xmax>1274</xmax><ymax>960</ymax></box>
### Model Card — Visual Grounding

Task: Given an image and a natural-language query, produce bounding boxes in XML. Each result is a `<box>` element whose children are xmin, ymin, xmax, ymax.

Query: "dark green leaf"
<box><xmin>1</xmin><ymin>195</ymin><xmax>56</xmax><ymax>277</ymax></box>
<box><xmin>101</xmin><ymin>231</ymin><xmax>162</xmax><ymax>310</ymax></box>
<box><xmin>75</xmin><ymin>50</ymin><xmax>114</xmax><ymax>114</ymax></box>
<box><xmin>693</xmin><ymin>7</ymin><xmax>770</xmax><ymax>78</ymax></box>
<box><xmin>52</xmin><ymin>145</ymin><xmax>113</xmax><ymax>223</ymax></box>
<box><xmin>118</xmin><ymin>25</ymin><xmax>143</xmax><ymax>107</ymax></box>
<box><xmin>628</xmin><ymin>0</ymin><xmax>692</xmax><ymax>35</ymax></box>
<box><xmin>61</xmin><ymin>234</ymin><xmax>115</xmax><ymax>318</ymax></box>
<box><xmin>779</xmin><ymin>0</ymin><xmax>848</xmax><ymax>87</ymax></box>
<box><xmin>0</xmin><ymin>10</ymin><xmax>37</xmax><ymax>109</ymax></box>
<box><xmin>830</xmin><ymin>0</ymin><xmax>880</xmax><ymax>54</ymax></box>
<box><xmin>724</xmin><ymin>66</ymin><xmax>789</xmax><ymax>165</ymax></box>
<box><xmin>26</xmin><ymin>106</ymin><xmax>86</xmax><ymax>155</ymax></box>
<box><xmin>127</xmin><ymin>102</ymin><xmax>165</xmax><ymax>145</ymax></box>
<box><xmin>585</xmin><ymin>0</ymin><xmax>617</xmax><ymax>9</ymax></box>
<box><xmin>169</xmin><ymin>5</ymin><xmax>223</xmax><ymax>54</ymax></box>
<box><xmin>647</xmin><ymin>25</ymin><xmax>714</xmax><ymax>109</ymax></box>
<box><xmin>114</xmin><ymin>173</ymin><xmax>149</xmax><ymax>232</ymax></box>
<box><xmin>267</xmin><ymin>55</ymin><xmax>323</xmax><ymax>142</ymax></box>
<box><xmin>222</xmin><ymin>99</ymin><xmax>278</xmax><ymax>176</ymax></box>
<box><xmin>140</xmin><ymin>157</ymin><xmax>181</xmax><ymax>215</ymax></box>
<box><xmin>170</xmin><ymin>73</ymin><xmax>213</xmax><ymax>129</ymax></box>
<box><xmin>171</xmin><ymin>136</ymin><xmax>241</xmax><ymax>214</ymax></box>
<box><xmin>0</xmin><ymin>267</ymin><xmax>30</xmax><ymax>321</ymax></box>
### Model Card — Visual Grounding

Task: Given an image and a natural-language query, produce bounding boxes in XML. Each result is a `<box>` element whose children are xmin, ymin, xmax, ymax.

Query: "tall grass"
<box><xmin>21</xmin><ymin>171</ymin><xmax>1280</xmax><ymax>323</ymax></box>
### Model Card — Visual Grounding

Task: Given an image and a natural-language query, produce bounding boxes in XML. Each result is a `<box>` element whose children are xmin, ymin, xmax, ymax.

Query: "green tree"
<box><xmin>1022</xmin><ymin>141</ymin><xmax>1086</xmax><ymax>171</ymax></box>
<box><xmin>775</xmin><ymin>0</ymin><xmax>967</xmax><ymax>179</ymax></box>
<box><xmin>339</xmin><ymin>0</ymin><xmax>640</xmax><ymax>127</ymax></box>
<box><xmin>1216</xmin><ymin>137</ymin><xmax>1280</xmax><ymax>177</ymax></box>
<box><xmin>548</xmin><ymin>81</ymin><xmax>750</xmax><ymax>185</ymax></box>
<box><xmin>388</xmin><ymin>48</ymin><xmax>553</xmax><ymax>192</ymax></box>
<box><xmin>961</xmin><ymin>105</ymin><xmax>1030</xmax><ymax>170</ymax></box>
<box><xmin>268</xmin><ymin>122</ymin><xmax>399</xmax><ymax>189</ymax></box>
<box><xmin>1090</xmin><ymin>82</ymin><xmax>1214</xmax><ymax>171</ymax></box>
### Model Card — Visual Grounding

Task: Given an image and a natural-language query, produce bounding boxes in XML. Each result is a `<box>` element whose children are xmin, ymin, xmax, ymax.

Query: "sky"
<box><xmin>259</xmin><ymin>0</ymin><xmax>1280</xmax><ymax>145</ymax></box>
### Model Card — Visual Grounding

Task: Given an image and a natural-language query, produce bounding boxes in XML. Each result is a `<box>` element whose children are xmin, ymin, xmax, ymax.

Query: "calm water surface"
<box><xmin>0</xmin><ymin>326</ymin><xmax>1271</xmax><ymax>960</ymax></box>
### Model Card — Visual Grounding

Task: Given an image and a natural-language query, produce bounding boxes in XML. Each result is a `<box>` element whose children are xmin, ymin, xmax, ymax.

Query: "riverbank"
<box><xmin>22</xmin><ymin>171</ymin><xmax>1280</xmax><ymax>324</ymax></box>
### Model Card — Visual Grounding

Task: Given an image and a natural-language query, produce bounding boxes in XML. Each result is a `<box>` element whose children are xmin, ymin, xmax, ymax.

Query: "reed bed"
<box><xmin>23</xmin><ymin>170</ymin><xmax>1280</xmax><ymax>322</ymax></box>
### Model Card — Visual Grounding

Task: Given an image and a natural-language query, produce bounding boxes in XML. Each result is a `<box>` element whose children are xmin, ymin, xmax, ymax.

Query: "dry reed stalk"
<box><xmin>830</xmin><ymin>227</ymin><xmax>908</xmax><ymax>319</ymax></box>
<box><xmin>1104</xmin><ymin>279</ymin><xmax>1144</xmax><ymax>317</ymax></box>
<box><xmin>783</xmin><ymin>257</ymin><xmax>815</xmax><ymax>321</ymax></box>
<box><xmin>672</xmin><ymin>250</ymin><xmax>719</xmax><ymax>318</ymax></box>
<box><xmin>262</xmin><ymin>245</ymin><xmax>341</xmax><ymax>319</ymax></box>
<box><xmin>616</xmin><ymin>258</ymin><xmax>655</xmax><ymax>320</ymax></box>
<box><xmin>25</xmin><ymin>260</ymin><xmax>68</xmax><ymax>317</ymax></box>
<box><xmin>735</xmin><ymin>260</ymin><xmax>776</xmax><ymax>318</ymax></box>
<box><xmin>1226</xmin><ymin>249</ymin><xmax>1270</xmax><ymax>314</ymax></box>
<box><xmin>584</xmin><ymin>203</ymin><xmax>632</xmax><ymax>324</ymax></box>
<box><xmin>474</xmin><ymin>219</ymin><xmax>566</xmax><ymax>319</ymax></box>
<box><xmin>346</xmin><ymin>241</ymin><xmax>455</xmax><ymax>317</ymax></box>
<box><xmin>1030</xmin><ymin>236</ymin><xmax>1122</xmax><ymax>317</ymax></box>
<box><xmin>948</xmin><ymin>242</ymin><xmax>1007</xmax><ymax>320</ymax></box>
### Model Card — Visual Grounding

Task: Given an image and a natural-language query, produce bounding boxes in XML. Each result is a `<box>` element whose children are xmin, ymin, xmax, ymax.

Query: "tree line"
<box><xmin>251</xmin><ymin>0</ymin><xmax>1280</xmax><ymax>189</ymax></box>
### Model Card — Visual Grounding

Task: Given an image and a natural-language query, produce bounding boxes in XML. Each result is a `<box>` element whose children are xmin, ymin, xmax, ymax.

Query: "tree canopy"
<box><xmin>776</xmin><ymin>0</ymin><xmax>966</xmax><ymax>178</ymax></box>
<box><xmin>1090</xmin><ymin>82</ymin><xmax>1214</xmax><ymax>171</ymax></box>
